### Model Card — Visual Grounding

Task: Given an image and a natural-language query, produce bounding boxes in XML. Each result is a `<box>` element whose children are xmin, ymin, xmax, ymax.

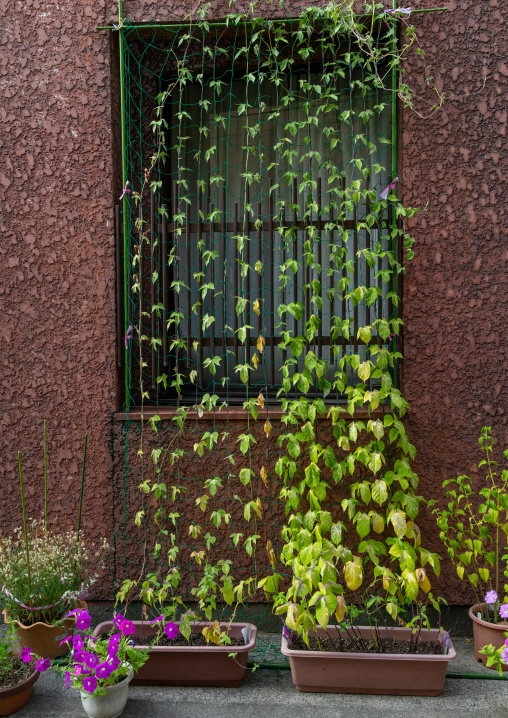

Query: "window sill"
<box><xmin>115</xmin><ymin>406</ymin><xmax>387</xmax><ymax>421</ymax></box>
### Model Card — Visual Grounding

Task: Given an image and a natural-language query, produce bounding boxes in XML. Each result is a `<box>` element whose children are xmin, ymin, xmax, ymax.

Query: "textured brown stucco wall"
<box><xmin>1</xmin><ymin>0</ymin><xmax>506</xmax><ymax>604</ymax></box>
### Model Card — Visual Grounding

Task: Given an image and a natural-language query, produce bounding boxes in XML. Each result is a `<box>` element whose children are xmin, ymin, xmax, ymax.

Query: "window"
<box><xmin>120</xmin><ymin>29</ymin><xmax>399</xmax><ymax>406</ymax></box>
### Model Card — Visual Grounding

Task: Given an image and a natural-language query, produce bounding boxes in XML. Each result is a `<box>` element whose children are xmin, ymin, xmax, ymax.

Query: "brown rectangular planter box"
<box><xmin>94</xmin><ymin>620</ymin><xmax>257</xmax><ymax>687</ymax></box>
<box><xmin>281</xmin><ymin>625</ymin><xmax>456</xmax><ymax>696</ymax></box>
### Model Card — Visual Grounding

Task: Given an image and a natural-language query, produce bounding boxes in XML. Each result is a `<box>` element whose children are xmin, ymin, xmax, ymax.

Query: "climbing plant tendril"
<box><xmin>111</xmin><ymin>1</ymin><xmax>446</xmax><ymax>655</ymax></box>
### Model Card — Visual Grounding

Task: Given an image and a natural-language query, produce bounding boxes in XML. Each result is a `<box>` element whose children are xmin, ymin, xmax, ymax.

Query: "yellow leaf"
<box><xmin>264</xmin><ymin>420</ymin><xmax>272</xmax><ymax>438</ymax></box>
<box><xmin>255</xmin><ymin>260</ymin><xmax>263</xmax><ymax>274</ymax></box>
<box><xmin>253</xmin><ymin>299</ymin><xmax>261</xmax><ymax>315</ymax></box>
<box><xmin>255</xmin><ymin>497</ymin><xmax>263</xmax><ymax>519</ymax></box>
<box><xmin>266</xmin><ymin>540</ymin><xmax>277</xmax><ymax>568</ymax></box>
<box><xmin>416</xmin><ymin>567</ymin><xmax>431</xmax><ymax>594</ymax></box>
<box><xmin>257</xmin><ymin>392</ymin><xmax>265</xmax><ymax>408</ymax></box>
<box><xmin>257</xmin><ymin>334</ymin><xmax>266</xmax><ymax>354</ymax></box>
<box><xmin>252</xmin><ymin>353</ymin><xmax>259</xmax><ymax>369</ymax></box>
<box><xmin>344</xmin><ymin>560</ymin><xmax>363</xmax><ymax>591</ymax></box>
<box><xmin>383</xmin><ymin>575</ymin><xmax>391</xmax><ymax>591</ymax></box>
<box><xmin>260</xmin><ymin>466</ymin><xmax>268</xmax><ymax>487</ymax></box>
<box><xmin>335</xmin><ymin>595</ymin><xmax>347</xmax><ymax>622</ymax></box>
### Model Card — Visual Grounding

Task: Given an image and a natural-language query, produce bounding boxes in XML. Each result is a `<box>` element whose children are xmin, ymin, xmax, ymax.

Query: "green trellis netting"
<box><xmin>111</xmin><ymin>8</ymin><xmax>404</xmax><ymax>665</ymax></box>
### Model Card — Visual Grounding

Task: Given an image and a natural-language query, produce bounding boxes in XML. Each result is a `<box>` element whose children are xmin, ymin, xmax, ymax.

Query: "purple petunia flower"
<box><xmin>379</xmin><ymin>177</ymin><xmax>399</xmax><ymax>200</ymax></box>
<box><xmin>35</xmin><ymin>658</ymin><xmax>51</xmax><ymax>673</ymax></box>
<box><xmin>73</xmin><ymin>635</ymin><xmax>84</xmax><ymax>651</ymax></box>
<box><xmin>66</xmin><ymin>609</ymin><xmax>80</xmax><ymax>618</ymax></box>
<box><xmin>75</xmin><ymin>610</ymin><xmax>92</xmax><ymax>631</ymax></box>
<box><xmin>96</xmin><ymin>661</ymin><xmax>113</xmax><ymax>680</ymax></box>
<box><xmin>84</xmin><ymin>654</ymin><xmax>100</xmax><ymax>670</ymax></box>
<box><xmin>148</xmin><ymin>615</ymin><xmax>164</xmax><ymax>625</ymax></box>
<box><xmin>501</xmin><ymin>647</ymin><xmax>508</xmax><ymax>666</ymax></box>
<box><xmin>108</xmin><ymin>656</ymin><xmax>120</xmax><ymax>670</ymax></box>
<box><xmin>121</xmin><ymin>620</ymin><xmax>135</xmax><ymax>637</ymax></box>
<box><xmin>82</xmin><ymin>675</ymin><xmax>97</xmax><ymax>695</ymax></box>
<box><xmin>65</xmin><ymin>671</ymin><xmax>71</xmax><ymax>689</ymax></box>
<box><xmin>21</xmin><ymin>647</ymin><xmax>32</xmax><ymax>663</ymax></box>
<box><xmin>164</xmin><ymin>622</ymin><xmax>179</xmax><ymax>640</ymax></box>
<box><xmin>499</xmin><ymin>603</ymin><xmax>508</xmax><ymax>619</ymax></box>
<box><xmin>119</xmin><ymin>181</ymin><xmax>131</xmax><ymax>201</ymax></box>
<box><xmin>485</xmin><ymin>591</ymin><xmax>498</xmax><ymax>605</ymax></box>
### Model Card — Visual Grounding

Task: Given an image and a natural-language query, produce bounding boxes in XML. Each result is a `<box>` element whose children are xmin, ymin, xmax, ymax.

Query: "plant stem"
<box><xmin>77</xmin><ymin>433</ymin><xmax>88</xmax><ymax>542</ymax></box>
<box><xmin>18</xmin><ymin>452</ymin><xmax>32</xmax><ymax>597</ymax></box>
<box><xmin>43</xmin><ymin>420</ymin><xmax>48</xmax><ymax>530</ymax></box>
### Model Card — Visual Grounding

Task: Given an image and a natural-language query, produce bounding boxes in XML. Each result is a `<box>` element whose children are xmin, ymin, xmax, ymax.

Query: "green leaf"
<box><xmin>372</xmin><ymin>480</ymin><xmax>388</xmax><ymax>505</ymax></box>
<box><xmin>356</xmin><ymin>513</ymin><xmax>370</xmax><ymax>539</ymax></box>
<box><xmin>344</xmin><ymin>560</ymin><xmax>363</xmax><ymax>591</ymax></box>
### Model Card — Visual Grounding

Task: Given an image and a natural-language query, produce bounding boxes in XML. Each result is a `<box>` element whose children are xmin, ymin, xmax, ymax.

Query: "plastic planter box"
<box><xmin>281</xmin><ymin>625</ymin><xmax>456</xmax><ymax>695</ymax></box>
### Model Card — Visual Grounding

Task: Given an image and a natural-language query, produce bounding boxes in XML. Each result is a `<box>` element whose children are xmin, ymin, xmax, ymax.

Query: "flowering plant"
<box><xmin>433</xmin><ymin>427</ymin><xmax>508</xmax><ymax>622</ymax></box>
<box><xmin>0</xmin><ymin>520</ymin><xmax>108</xmax><ymax>625</ymax></box>
<box><xmin>480</xmin><ymin>634</ymin><xmax>508</xmax><ymax>676</ymax></box>
<box><xmin>22</xmin><ymin>608</ymin><xmax>149</xmax><ymax>698</ymax></box>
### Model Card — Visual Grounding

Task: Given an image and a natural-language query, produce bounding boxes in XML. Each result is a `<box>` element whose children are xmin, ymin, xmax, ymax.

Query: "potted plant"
<box><xmin>0</xmin><ymin>427</ymin><xmax>108</xmax><ymax>658</ymax></box>
<box><xmin>105</xmin><ymin>568</ymin><xmax>257</xmax><ymax>687</ymax></box>
<box><xmin>23</xmin><ymin>607</ymin><xmax>149</xmax><ymax>718</ymax></box>
<box><xmin>433</xmin><ymin>426</ymin><xmax>508</xmax><ymax>669</ymax></box>
<box><xmin>0</xmin><ymin>631</ymin><xmax>39</xmax><ymax>716</ymax></box>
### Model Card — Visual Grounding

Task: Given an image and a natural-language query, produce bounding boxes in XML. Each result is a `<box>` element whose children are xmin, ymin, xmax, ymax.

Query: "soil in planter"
<box><xmin>99</xmin><ymin>632</ymin><xmax>246</xmax><ymax>649</ymax></box>
<box><xmin>0</xmin><ymin>657</ymin><xmax>34</xmax><ymax>689</ymax></box>
<box><xmin>292</xmin><ymin>633</ymin><xmax>444</xmax><ymax>655</ymax></box>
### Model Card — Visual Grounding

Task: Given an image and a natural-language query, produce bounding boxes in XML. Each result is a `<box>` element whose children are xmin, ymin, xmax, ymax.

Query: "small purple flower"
<box><xmin>108</xmin><ymin>656</ymin><xmax>120</xmax><ymax>670</ymax></box>
<box><xmin>121</xmin><ymin>620</ymin><xmax>135</xmax><ymax>637</ymax></box>
<box><xmin>485</xmin><ymin>591</ymin><xmax>498</xmax><ymax>605</ymax></box>
<box><xmin>21</xmin><ymin>647</ymin><xmax>32</xmax><ymax>663</ymax></box>
<box><xmin>73</xmin><ymin>635</ymin><xmax>84</xmax><ymax>651</ymax></box>
<box><xmin>119</xmin><ymin>181</ymin><xmax>131</xmax><ymax>201</ymax></box>
<box><xmin>124</xmin><ymin>325</ymin><xmax>133</xmax><ymax>349</ymax></box>
<box><xmin>500</xmin><ymin>604</ymin><xmax>508</xmax><ymax>619</ymax></box>
<box><xmin>59</xmin><ymin>635</ymin><xmax>71</xmax><ymax>647</ymax></box>
<box><xmin>66</xmin><ymin>609</ymin><xmax>80</xmax><ymax>618</ymax></box>
<box><xmin>164</xmin><ymin>622</ymin><xmax>179</xmax><ymax>640</ymax></box>
<box><xmin>82</xmin><ymin>675</ymin><xmax>97</xmax><ymax>695</ymax></box>
<box><xmin>96</xmin><ymin>661</ymin><xmax>113</xmax><ymax>680</ymax></box>
<box><xmin>35</xmin><ymin>658</ymin><xmax>51</xmax><ymax>673</ymax></box>
<box><xmin>148</xmin><ymin>615</ymin><xmax>164</xmax><ymax>625</ymax></box>
<box><xmin>379</xmin><ymin>177</ymin><xmax>399</xmax><ymax>200</ymax></box>
<box><xmin>502</xmin><ymin>647</ymin><xmax>508</xmax><ymax>666</ymax></box>
<box><xmin>65</xmin><ymin>671</ymin><xmax>71</xmax><ymax>689</ymax></box>
<box><xmin>385</xmin><ymin>7</ymin><xmax>412</xmax><ymax>17</ymax></box>
<box><xmin>74</xmin><ymin>650</ymin><xmax>88</xmax><ymax>664</ymax></box>
<box><xmin>113</xmin><ymin>615</ymin><xmax>125</xmax><ymax>631</ymax></box>
<box><xmin>75</xmin><ymin>610</ymin><xmax>92</xmax><ymax>631</ymax></box>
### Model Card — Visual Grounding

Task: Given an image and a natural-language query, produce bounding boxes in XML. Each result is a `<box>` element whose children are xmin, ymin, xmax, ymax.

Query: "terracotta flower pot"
<box><xmin>281</xmin><ymin>625</ymin><xmax>456</xmax><ymax>696</ymax></box>
<box><xmin>2</xmin><ymin>600</ymin><xmax>88</xmax><ymax>659</ymax></box>
<box><xmin>94</xmin><ymin>620</ymin><xmax>257</xmax><ymax>687</ymax></box>
<box><xmin>0</xmin><ymin>668</ymin><xmax>39</xmax><ymax>716</ymax></box>
<box><xmin>469</xmin><ymin>603</ymin><xmax>508</xmax><ymax>671</ymax></box>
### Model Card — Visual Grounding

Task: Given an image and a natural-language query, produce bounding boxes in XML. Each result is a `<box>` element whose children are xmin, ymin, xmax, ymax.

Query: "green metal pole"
<box><xmin>118</xmin><ymin>0</ymin><xmax>131</xmax><ymax>412</ymax></box>
<box><xmin>95</xmin><ymin>8</ymin><xmax>449</xmax><ymax>31</ymax></box>
<box><xmin>18</xmin><ymin>452</ymin><xmax>32</xmax><ymax>596</ymax></box>
<box><xmin>43</xmin><ymin>419</ymin><xmax>48</xmax><ymax>530</ymax></box>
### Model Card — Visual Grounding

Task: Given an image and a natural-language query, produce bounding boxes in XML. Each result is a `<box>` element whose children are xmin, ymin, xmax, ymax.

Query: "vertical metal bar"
<box><xmin>115</xmin><ymin>204</ymin><xmax>124</xmax><ymax>368</ymax></box>
<box><xmin>292</xmin><ymin>177</ymin><xmax>298</xmax><ymax>340</ymax></box>
<box><xmin>269</xmin><ymin>179</ymin><xmax>275</xmax><ymax>386</ymax></box>
<box><xmin>150</xmin><ymin>190</ymin><xmax>157</xmax><ymax>389</ymax></box>
<box><xmin>329</xmin><ymin>201</ymin><xmax>335</xmax><ymax>371</ymax></box>
<box><xmin>353</xmin><ymin>201</ymin><xmax>358</xmax><ymax>359</ymax></box>
<box><xmin>341</xmin><ymin>176</ymin><xmax>347</xmax><ymax>360</ymax></box>
<box><xmin>317</xmin><ymin>177</ymin><xmax>322</xmax><ymax>361</ymax></box>
<box><xmin>186</xmin><ymin>203</ymin><xmax>191</xmax><ymax>368</ymax></box>
<box><xmin>221</xmin><ymin>186</ymin><xmax>226</xmax><ymax>372</ymax></box>
<box><xmin>233</xmin><ymin>202</ymin><xmax>239</xmax><ymax>365</ymax></box>
<box><xmin>281</xmin><ymin>203</ymin><xmax>286</xmax><ymax>369</ymax></box>
<box><xmin>198</xmin><ymin>193</ymin><xmax>204</xmax><ymax>386</ymax></box>
<box><xmin>162</xmin><ymin>207</ymin><xmax>168</xmax><ymax>366</ymax></box>
<box><xmin>244</xmin><ymin>184</ymin><xmax>250</xmax><ymax>364</ymax></box>
<box><xmin>209</xmin><ymin>201</ymin><xmax>215</xmax><ymax>366</ymax></box>
<box><xmin>173</xmin><ymin>180</ymin><xmax>179</xmax><ymax>394</ymax></box>
<box><xmin>365</xmin><ymin>176</ymin><xmax>371</xmax><ymax>391</ymax></box>
<box><xmin>118</xmin><ymin>6</ymin><xmax>130</xmax><ymax>409</ymax></box>
<box><xmin>257</xmin><ymin>201</ymin><xmax>262</xmax><ymax>341</ymax></box>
